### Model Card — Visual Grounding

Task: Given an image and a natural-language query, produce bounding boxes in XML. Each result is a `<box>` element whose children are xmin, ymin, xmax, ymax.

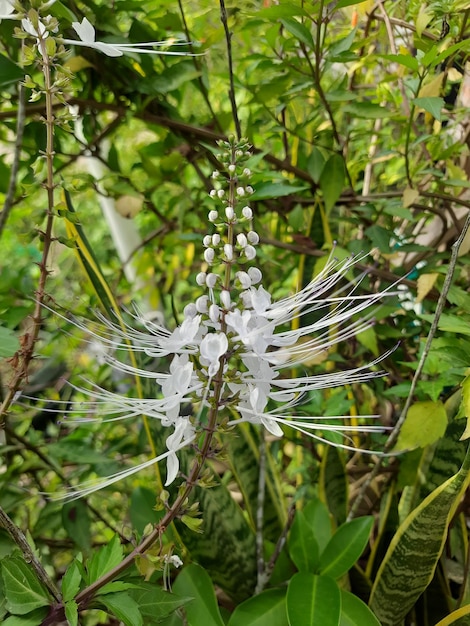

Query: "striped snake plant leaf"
<box><xmin>369</xmin><ymin>442</ymin><xmax>470</xmax><ymax>625</ymax></box>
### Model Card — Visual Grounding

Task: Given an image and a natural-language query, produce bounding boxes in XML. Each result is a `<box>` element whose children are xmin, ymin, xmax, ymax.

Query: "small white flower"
<box><xmin>200</xmin><ymin>332</ymin><xmax>228</xmax><ymax>377</ymax></box>
<box><xmin>62</xmin><ymin>18</ymin><xmax>198</xmax><ymax>58</ymax></box>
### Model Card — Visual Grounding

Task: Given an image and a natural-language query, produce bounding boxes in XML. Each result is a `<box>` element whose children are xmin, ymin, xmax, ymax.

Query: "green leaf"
<box><xmin>228</xmin><ymin>588</ymin><xmax>287</xmax><ymax>626</ymax></box>
<box><xmin>0</xmin><ymin>326</ymin><xmax>19</xmax><ymax>358</ymax></box>
<box><xmin>258</xmin><ymin>5</ymin><xmax>311</xmax><ymax>18</ymax></box>
<box><xmin>64</xmin><ymin>599</ymin><xmax>78</xmax><ymax>626</ymax></box>
<box><xmin>62</xmin><ymin>501</ymin><xmax>92</xmax><ymax>552</ymax></box>
<box><xmin>128</xmin><ymin>583</ymin><xmax>192</xmax><ymax>621</ymax></box>
<box><xmin>303</xmin><ymin>499</ymin><xmax>332</xmax><ymax>552</ymax></box>
<box><xmin>1</xmin><ymin>556</ymin><xmax>51</xmax><ymax>615</ymax></box>
<box><xmin>130</xmin><ymin>486</ymin><xmax>163</xmax><ymax>536</ymax></box>
<box><xmin>98</xmin><ymin>592</ymin><xmax>143</xmax><ymax>626</ymax></box>
<box><xmin>87</xmin><ymin>535</ymin><xmax>123</xmax><ymax>585</ymax></box>
<box><xmin>320</xmin><ymin>154</ymin><xmax>345</xmax><ymax>212</ymax></box>
<box><xmin>413</xmin><ymin>97</ymin><xmax>445</xmax><ymax>121</ymax></box>
<box><xmin>250</xmin><ymin>182</ymin><xmax>309</xmax><ymax>201</ymax></box>
<box><xmin>280</xmin><ymin>18</ymin><xmax>314</xmax><ymax>48</ymax></box>
<box><xmin>369</xmin><ymin>444</ymin><xmax>470</xmax><ymax>625</ymax></box>
<box><xmin>319</xmin><ymin>517</ymin><xmax>373</xmax><ymax>579</ymax></box>
<box><xmin>172</xmin><ymin>564</ymin><xmax>225</xmax><ymax>626</ymax></box>
<box><xmin>380</xmin><ymin>53</ymin><xmax>419</xmax><ymax>72</ymax></box>
<box><xmin>3</xmin><ymin>608</ymin><xmax>49</xmax><ymax>626</ymax></box>
<box><xmin>61</xmin><ymin>561</ymin><xmax>82</xmax><ymax>602</ymax></box>
<box><xmin>336</xmin><ymin>0</ymin><xmax>370</xmax><ymax>7</ymax></box>
<box><xmin>286</xmin><ymin>573</ymin><xmax>341</xmax><ymax>626</ymax></box>
<box><xmin>0</xmin><ymin>56</ymin><xmax>24</xmax><ymax>88</ymax></box>
<box><xmin>394</xmin><ymin>401</ymin><xmax>448</xmax><ymax>452</ymax></box>
<box><xmin>288</xmin><ymin>511</ymin><xmax>320</xmax><ymax>572</ymax></box>
<box><xmin>343</xmin><ymin>102</ymin><xmax>391</xmax><ymax>119</ymax></box>
<box><xmin>340</xmin><ymin>590</ymin><xmax>380</xmax><ymax>626</ymax></box>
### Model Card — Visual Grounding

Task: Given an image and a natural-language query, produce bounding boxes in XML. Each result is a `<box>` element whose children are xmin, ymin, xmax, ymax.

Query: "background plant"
<box><xmin>1</xmin><ymin>0</ymin><xmax>470</xmax><ymax>625</ymax></box>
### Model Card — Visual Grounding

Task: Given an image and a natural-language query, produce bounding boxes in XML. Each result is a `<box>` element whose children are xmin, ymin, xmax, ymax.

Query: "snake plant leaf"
<box><xmin>433</xmin><ymin>603</ymin><xmax>470</xmax><ymax>625</ymax></box>
<box><xmin>369</xmin><ymin>443</ymin><xmax>470</xmax><ymax>626</ymax></box>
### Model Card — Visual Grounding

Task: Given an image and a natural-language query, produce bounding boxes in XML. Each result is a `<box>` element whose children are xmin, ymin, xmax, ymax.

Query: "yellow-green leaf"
<box><xmin>394</xmin><ymin>401</ymin><xmax>447</xmax><ymax>451</ymax></box>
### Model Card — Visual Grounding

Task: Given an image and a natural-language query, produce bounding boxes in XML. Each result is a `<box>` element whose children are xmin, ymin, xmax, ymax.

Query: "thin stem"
<box><xmin>219</xmin><ymin>0</ymin><xmax>242</xmax><ymax>139</ymax></box>
<box><xmin>0</xmin><ymin>506</ymin><xmax>61</xmax><ymax>602</ymax></box>
<box><xmin>254</xmin><ymin>429</ymin><xmax>266</xmax><ymax>594</ymax></box>
<box><xmin>348</xmin><ymin>209</ymin><xmax>470</xmax><ymax>520</ymax></box>
<box><xmin>0</xmin><ymin>83</ymin><xmax>26</xmax><ymax>237</ymax></box>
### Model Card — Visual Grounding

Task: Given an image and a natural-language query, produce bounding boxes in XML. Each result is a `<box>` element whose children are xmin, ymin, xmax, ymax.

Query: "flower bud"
<box><xmin>212</xmin><ymin>170</ymin><xmax>219</xmax><ymax>179</ymax></box>
<box><xmin>236</xmin><ymin>271</ymin><xmax>251</xmax><ymax>289</ymax></box>
<box><xmin>247</xmin><ymin>231</ymin><xmax>259</xmax><ymax>245</ymax></box>
<box><xmin>208</xmin><ymin>210</ymin><xmax>218</xmax><ymax>222</ymax></box>
<box><xmin>243</xmin><ymin>168</ymin><xmax>251</xmax><ymax>177</ymax></box>
<box><xmin>248</xmin><ymin>267</ymin><xmax>262</xmax><ymax>284</ymax></box>
<box><xmin>244</xmin><ymin>245</ymin><xmax>256</xmax><ymax>260</ymax></box>
<box><xmin>209</xmin><ymin>189</ymin><xmax>217</xmax><ymax>197</ymax></box>
<box><xmin>236</xmin><ymin>233</ymin><xmax>247</xmax><ymax>248</ymax></box>
<box><xmin>203</xmin><ymin>235</ymin><xmax>211</xmax><ymax>247</ymax></box>
<box><xmin>236</xmin><ymin>187</ymin><xmax>245</xmax><ymax>196</ymax></box>
<box><xmin>242</xmin><ymin>206</ymin><xmax>253</xmax><ymax>219</ymax></box>
<box><xmin>217</xmin><ymin>189</ymin><xmax>225</xmax><ymax>198</ymax></box>
<box><xmin>196</xmin><ymin>295</ymin><xmax>209</xmax><ymax>313</ymax></box>
<box><xmin>209</xmin><ymin>304</ymin><xmax>220</xmax><ymax>323</ymax></box>
<box><xmin>228</xmin><ymin>164</ymin><xmax>236</xmax><ymax>173</ymax></box>
<box><xmin>246</xmin><ymin>186</ymin><xmax>254</xmax><ymax>194</ymax></box>
<box><xmin>224</xmin><ymin>244</ymin><xmax>233</xmax><ymax>261</ymax></box>
<box><xmin>212</xmin><ymin>234</ymin><xmax>221</xmax><ymax>246</ymax></box>
<box><xmin>204</xmin><ymin>248</ymin><xmax>215</xmax><ymax>264</ymax></box>
<box><xmin>225</xmin><ymin>206</ymin><xmax>235</xmax><ymax>220</ymax></box>
<box><xmin>184</xmin><ymin>303</ymin><xmax>197</xmax><ymax>318</ymax></box>
<box><xmin>206</xmin><ymin>273</ymin><xmax>218</xmax><ymax>288</ymax></box>
<box><xmin>196</xmin><ymin>272</ymin><xmax>207</xmax><ymax>286</ymax></box>
<box><xmin>220</xmin><ymin>289</ymin><xmax>231</xmax><ymax>309</ymax></box>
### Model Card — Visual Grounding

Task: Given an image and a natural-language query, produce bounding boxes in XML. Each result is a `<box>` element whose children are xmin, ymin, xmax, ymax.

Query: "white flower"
<box><xmin>62</xmin><ymin>18</ymin><xmax>198</xmax><ymax>58</ymax></box>
<box><xmin>200</xmin><ymin>332</ymin><xmax>228</xmax><ymax>377</ymax></box>
<box><xmin>0</xmin><ymin>0</ymin><xmax>15</xmax><ymax>20</ymax></box>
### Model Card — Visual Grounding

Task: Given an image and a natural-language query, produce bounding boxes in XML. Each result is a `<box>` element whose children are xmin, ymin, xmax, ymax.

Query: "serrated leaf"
<box><xmin>128</xmin><ymin>583</ymin><xmax>192</xmax><ymax>620</ymax></box>
<box><xmin>287</xmin><ymin>573</ymin><xmax>341</xmax><ymax>626</ymax></box>
<box><xmin>1</xmin><ymin>557</ymin><xmax>51</xmax><ymax>615</ymax></box>
<box><xmin>227</xmin><ymin>588</ymin><xmax>287</xmax><ymax>626</ymax></box>
<box><xmin>319</xmin><ymin>517</ymin><xmax>373</xmax><ymax>579</ymax></box>
<box><xmin>87</xmin><ymin>535</ymin><xmax>123</xmax><ymax>585</ymax></box>
<box><xmin>3</xmin><ymin>608</ymin><xmax>49</xmax><ymax>626</ymax></box>
<box><xmin>64</xmin><ymin>599</ymin><xmax>78</xmax><ymax>626</ymax></box>
<box><xmin>98</xmin><ymin>592</ymin><xmax>143</xmax><ymax>626</ymax></box>
<box><xmin>395</xmin><ymin>401</ymin><xmax>448</xmax><ymax>451</ymax></box>
<box><xmin>172</xmin><ymin>564</ymin><xmax>225</xmax><ymax>626</ymax></box>
<box><xmin>61</xmin><ymin>561</ymin><xmax>82</xmax><ymax>602</ymax></box>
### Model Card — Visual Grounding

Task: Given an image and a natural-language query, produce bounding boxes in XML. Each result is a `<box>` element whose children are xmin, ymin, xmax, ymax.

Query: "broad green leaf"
<box><xmin>64</xmin><ymin>599</ymin><xmax>78</xmax><ymax>626</ymax></box>
<box><xmin>172</xmin><ymin>564</ymin><xmax>225</xmax><ymax>626</ymax></box>
<box><xmin>98</xmin><ymin>592</ymin><xmax>143</xmax><ymax>626</ymax></box>
<box><xmin>87</xmin><ymin>535</ymin><xmax>123</xmax><ymax>585</ymax></box>
<box><xmin>394</xmin><ymin>401</ymin><xmax>447</xmax><ymax>452</ymax></box>
<box><xmin>61</xmin><ymin>561</ymin><xmax>82</xmax><ymax>602</ymax></box>
<box><xmin>0</xmin><ymin>56</ymin><xmax>24</xmax><ymax>87</ymax></box>
<box><xmin>369</xmin><ymin>444</ymin><xmax>470</xmax><ymax>625</ymax></box>
<box><xmin>258</xmin><ymin>5</ymin><xmax>311</xmax><ymax>17</ymax></box>
<box><xmin>3</xmin><ymin>608</ymin><xmax>49</xmax><ymax>626</ymax></box>
<box><xmin>320</xmin><ymin>154</ymin><xmax>345</xmax><ymax>212</ymax></box>
<box><xmin>280</xmin><ymin>18</ymin><xmax>314</xmax><ymax>48</ymax></box>
<box><xmin>288</xmin><ymin>511</ymin><xmax>320</xmax><ymax>572</ymax></box>
<box><xmin>250</xmin><ymin>182</ymin><xmax>309</xmax><ymax>201</ymax></box>
<box><xmin>0</xmin><ymin>326</ymin><xmax>19</xmax><ymax>358</ymax></box>
<box><xmin>319</xmin><ymin>517</ymin><xmax>373</xmax><ymax>579</ymax></box>
<box><xmin>128</xmin><ymin>583</ymin><xmax>192</xmax><ymax>621</ymax></box>
<box><xmin>413</xmin><ymin>97</ymin><xmax>445</xmax><ymax>121</ymax></box>
<box><xmin>1</xmin><ymin>556</ymin><xmax>51</xmax><ymax>615</ymax></box>
<box><xmin>62</xmin><ymin>501</ymin><xmax>92</xmax><ymax>552</ymax></box>
<box><xmin>340</xmin><ymin>590</ymin><xmax>380</xmax><ymax>626</ymax></box>
<box><xmin>303</xmin><ymin>498</ymin><xmax>332</xmax><ymax>552</ymax></box>
<box><xmin>286</xmin><ymin>573</ymin><xmax>341</xmax><ymax>626</ymax></box>
<box><xmin>228</xmin><ymin>588</ymin><xmax>287</xmax><ymax>626</ymax></box>
<box><xmin>343</xmin><ymin>102</ymin><xmax>391</xmax><ymax>119</ymax></box>
<box><xmin>380</xmin><ymin>53</ymin><xmax>419</xmax><ymax>72</ymax></box>
<box><xmin>130</xmin><ymin>486</ymin><xmax>163</xmax><ymax>536</ymax></box>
